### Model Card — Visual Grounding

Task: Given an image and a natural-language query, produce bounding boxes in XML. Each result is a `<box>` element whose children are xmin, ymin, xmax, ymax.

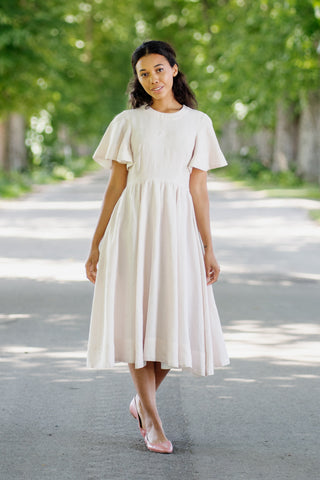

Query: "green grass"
<box><xmin>213</xmin><ymin>156</ymin><xmax>320</xmax><ymax>200</ymax></box>
<box><xmin>0</xmin><ymin>156</ymin><xmax>99</xmax><ymax>199</ymax></box>
<box><xmin>264</xmin><ymin>187</ymin><xmax>320</xmax><ymax>200</ymax></box>
<box><xmin>309</xmin><ymin>210</ymin><xmax>320</xmax><ymax>224</ymax></box>
<box><xmin>0</xmin><ymin>170</ymin><xmax>32</xmax><ymax>198</ymax></box>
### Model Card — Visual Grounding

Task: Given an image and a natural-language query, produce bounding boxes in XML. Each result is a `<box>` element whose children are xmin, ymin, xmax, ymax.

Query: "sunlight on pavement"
<box><xmin>207</xmin><ymin>177</ymin><xmax>320</xmax><ymax>211</ymax></box>
<box><xmin>0</xmin><ymin>227</ymin><xmax>92</xmax><ymax>240</ymax></box>
<box><xmin>225</xmin><ymin>320</ymin><xmax>320</xmax><ymax>365</ymax></box>
<box><xmin>0</xmin><ymin>257</ymin><xmax>86</xmax><ymax>282</ymax></box>
<box><xmin>1</xmin><ymin>177</ymin><xmax>319</xmax><ymax>378</ymax></box>
<box><xmin>0</xmin><ymin>313</ymin><xmax>31</xmax><ymax>320</ymax></box>
<box><xmin>220</xmin><ymin>268</ymin><xmax>320</xmax><ymax>284</ymax></box>
<box><xmin>2</xmin><ymin>346</ymin><xmax>47</xmax><ymax>354</ymax></box>
<box><xmin>212</xmin><ymin>217</ymin><xmax>320</xmax><ymax>241</ymax></box>
<box><xmin>0</xmin><ymin>200</ymin><xmax>101</xmax><ymax>211</ymax></box>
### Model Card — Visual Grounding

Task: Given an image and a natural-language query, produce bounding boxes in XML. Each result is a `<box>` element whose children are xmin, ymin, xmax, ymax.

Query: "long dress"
<box><xmin>86</xmin><ymin>104</ymin><xmax>230</xmax><ymax>376</ymax></box>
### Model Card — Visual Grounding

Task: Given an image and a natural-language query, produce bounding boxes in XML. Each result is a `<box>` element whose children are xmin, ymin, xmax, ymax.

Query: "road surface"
<box><xmin>1</xmin><ymin>171</ymin><xmax>319</xmax><ymax>479</ymax></box>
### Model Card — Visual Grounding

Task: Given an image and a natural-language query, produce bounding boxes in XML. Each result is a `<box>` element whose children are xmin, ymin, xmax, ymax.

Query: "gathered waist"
<box><xmin>126</xmin><ymin>177</ymin><xmax>189</xmax><ymax>190</ymax></box>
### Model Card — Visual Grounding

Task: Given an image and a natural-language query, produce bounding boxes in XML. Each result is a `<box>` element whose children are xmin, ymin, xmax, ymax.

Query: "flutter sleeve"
<box><xmin>92</xmin><ymin>111</ymin><xmax>133</xmax><ymax>170</ymax></box>
<box><xmin>189</xmin><ymin>113</ymin><xmax>227</xmax><ymax>171</ymax></box>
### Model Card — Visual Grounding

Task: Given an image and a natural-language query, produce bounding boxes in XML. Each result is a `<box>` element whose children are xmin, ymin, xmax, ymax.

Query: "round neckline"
<box><xmin>145</xmin><ymin>104</ymin><xmax>186</xmax><ymax>116</ymax></box>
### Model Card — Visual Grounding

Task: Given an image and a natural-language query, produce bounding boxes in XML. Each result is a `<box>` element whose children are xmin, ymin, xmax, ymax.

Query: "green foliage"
<box><xmin>0</xmin><ymin>0</ymin><xmax>75</xmax><ymax>115</ymax></box>
<box><xmin>215</xmin><ymin>154</ymin><xmax>303</xmax><ymax>186</ymax></box>
<box><xmin>0</xmin><ymin>169</ymin><xmax>32</xmax><ymax>198</ymax></box>
<box><xmin>0</xmin><ymin>156</ymin><xmax>98</xmax><ymax>198</ymax></box>
<box><xmin>0</xmin><ymin>0</ymin><xmax>319</xmax><ymax>172</ymax></box>
<box><xmin>139</xmin><ymin>0</ymin><xmax>320</xmax><ymax>130</ymax></box>
<box><xmin>214</xmin><ymin>155</ymin><xmax>320</xmax><ymax>199</ymax></box>
<box><xmin>309</xmin><ymin>209</ymin><xmax>320</xmax><ymax>223</ymax></box>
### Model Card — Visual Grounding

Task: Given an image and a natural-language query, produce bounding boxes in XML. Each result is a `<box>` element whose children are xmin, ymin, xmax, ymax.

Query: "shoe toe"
<box><xmin>144</xmin><ymin>435</ymin><xmax>173</xmax><ymax>454</ymax></box>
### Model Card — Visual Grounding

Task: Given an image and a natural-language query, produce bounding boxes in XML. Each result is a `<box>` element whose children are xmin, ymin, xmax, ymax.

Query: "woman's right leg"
<box><xmin>154</xmin><ymin>361</ymin><xmax>170</xmax><ymax>390</ymax></box>
<box><xmin>128</xmin><ymin>362</ymin><xmax>170</xmax><ymax>444</ymax></box>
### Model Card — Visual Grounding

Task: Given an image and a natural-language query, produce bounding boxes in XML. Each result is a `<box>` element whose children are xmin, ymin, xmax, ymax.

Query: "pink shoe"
<box><xmin>129</xmin><ymin>396</ymin><xmax>146</xmax><ymax>438</ymax></box>
<box><xmin>144</xmin><ymin>435</ymin><xmax>173</xmax><ymax>454</ymax></box>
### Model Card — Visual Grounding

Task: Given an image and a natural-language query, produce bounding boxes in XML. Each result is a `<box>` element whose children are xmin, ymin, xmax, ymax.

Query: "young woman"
<box><xmin>85</xmin><ymin>40</ymin><xmax>229</xmax><ymax>454</ymax></box>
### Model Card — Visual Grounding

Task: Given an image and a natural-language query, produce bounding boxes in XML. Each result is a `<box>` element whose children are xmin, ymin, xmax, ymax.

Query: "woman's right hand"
<box><xmin>85</xmin><ymin>247</ymin><xmax>100</xmax><ymax>284</ymax></box>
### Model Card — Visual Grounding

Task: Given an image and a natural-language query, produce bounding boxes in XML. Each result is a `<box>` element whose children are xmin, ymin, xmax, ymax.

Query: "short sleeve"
<box><xmin>189</xmin><ymin>114</ymin><xmax>227</xmax><ymax>171</ymax></box>
<box><xmin>92</xmin><ymin>111</ymin><xmax>133</xmax><ymax>170</ymax></box>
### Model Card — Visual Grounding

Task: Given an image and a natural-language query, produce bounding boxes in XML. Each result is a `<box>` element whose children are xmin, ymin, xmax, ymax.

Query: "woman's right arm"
<box><xmin>85</xmin><ymin>161</ymin><xmax>128</xmax><ymax>283</ymax></box>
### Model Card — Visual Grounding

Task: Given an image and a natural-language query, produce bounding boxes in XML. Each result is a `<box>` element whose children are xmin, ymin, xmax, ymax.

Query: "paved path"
<box><xmin>0</xmin><ymin>172</ymin><xmax>319</xmax><ymax>480</ymax></box>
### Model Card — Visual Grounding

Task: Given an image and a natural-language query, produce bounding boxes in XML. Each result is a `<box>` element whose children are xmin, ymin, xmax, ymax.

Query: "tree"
<box><xmin>1</xmin><ymin>0</ymin><xmax>319</xmax><ymax>182</ymax></box>
<box><xmin>0</xmin><ymin>0</ymin><xmax>80</xmax><ymax>169</ymax></box>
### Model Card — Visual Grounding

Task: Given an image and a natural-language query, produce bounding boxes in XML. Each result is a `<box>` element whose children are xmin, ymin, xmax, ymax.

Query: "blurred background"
<box><xmin>0</xmin><ymin>0</ymin><xmax>319</xmax><ymax>195</ymax></box>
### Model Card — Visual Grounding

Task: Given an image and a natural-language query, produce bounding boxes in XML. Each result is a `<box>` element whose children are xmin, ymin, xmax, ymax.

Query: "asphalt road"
<box><xmin>0</xmin><ymin>171</ymin><xmax>319</xmax><ymax>480</ymax></box>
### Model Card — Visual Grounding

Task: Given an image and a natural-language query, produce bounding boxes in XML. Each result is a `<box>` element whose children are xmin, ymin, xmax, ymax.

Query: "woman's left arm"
<box><xmin>189</xmin><ymin>168</ymin><xmax>220</xmax><ymax>285</ymax></box>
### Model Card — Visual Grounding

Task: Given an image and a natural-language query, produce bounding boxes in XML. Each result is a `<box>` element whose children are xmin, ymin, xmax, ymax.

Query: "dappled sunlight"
<box><xmin>0</xmin><ymin>340</ymin><xmax>130</xmax><ymax>378</ymax></box>
<box><xmin>0</xmin><ymin>226</ymin><xmax>93</xmax><ymax>240</ymax></box>
<box><xmin>0</xmin><ymin>342</ymin><xmax>87</xmax><ymax>371</ymax></box>
<box><xmin>1</xmin><ymin>346</ymin><xmax>85</xmax><ymax>359</ymax></box>
<box><xmin>208</xmin><ymin>181</ymin><xmax>320</xmax><ymax>283</ymax></box>
<box><xmin>1</xmin><ymin>176</ymin><xmax>319</xmax><ymax>403</ymax></box>
<box><xmin>2</xmin><ymin>346</ymin><xmax>46</xmax><ymax>354</ymax></box>
<box><xmin>0</xmin><ymin>178</ymin><xmax>102</xmax><ymax>246</ymax></box>
<box><xmin>219</xmin><ymin>270</ymin><xmax>320</xmax><ymax>285</ymax></box>
<box><xmin>207</xmin><ymin>177</ymin><xmax>320</xmax><ymax>211</ymax></box>
<box><xmin>0</xmin><ymin>257</ymin><xmax>86</xmax><ymax>282</ymax></box>
<box><xmin>0</xmin><ymin>200</ymin><xmax>101</xmax><ymax>211</ymax></box>
<box><xmin>224</xmin><ymin>377</ymin><xmax>256</xmax><ymax>383</ymax></box>
<box><xmin>225</xmin><ymin>320</ymin><xmax>320</xmax><ymax>365</ymax></box>
<box><xmin>0</xmin><ymin>313</ymin><xmax>31</xmax><ymax>320</ymax></box>
<box><xmin>208</xmin><ymin>180</ymin><xmax>320</xmax><ymax>284</ymax></box>
<box><xmin>212</xmin><ymin>217</ymin><xmax>320</xmax><ymax>243</ymax></box>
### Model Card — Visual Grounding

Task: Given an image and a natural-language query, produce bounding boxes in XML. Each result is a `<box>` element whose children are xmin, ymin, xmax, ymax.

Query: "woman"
<box><xmin>85</xmin><ymin>40</ymin><xmax>229</xmax><ymax>454</ymax></box>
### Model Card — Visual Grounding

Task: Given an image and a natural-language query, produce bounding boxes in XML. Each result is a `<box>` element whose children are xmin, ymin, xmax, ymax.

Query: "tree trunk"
<box><xmin>221</xmin><ymin>121</ymin><xmax>273</xmax><ymax>167</ymax></box>
<box><xmin>272</xmin><ymin>102</ymin><xmax>299</xmax><ymax>172</ymax></box>
<box><xmin>220</xmin><ymin>120</ymin><xmax>242</xmax><ymax>155</ymax></box>
<box><xmin>0</xmin><ymin>120</ymin><xmax>7</xmax><ymax>170</ymax></box>
<box><xmin>296</xmin><ymin>92</ymin><xmax>320</xmax><ymax>184</ymax></box>
<box><xmin>251</xmin><ymin>129</ymin><xmax>273</xmax><ymax>167</ymax></box>
<box><xmin>6</xmin><ymin>113</ymin><xmax>27</xmax><ymax>171</ymax></box>
<box><xmin>75</xmin><ymin>144</ymin><xmax>92</xmax><ymax>156</ymax></box>
<box><xmin>58</xmin><ymin>125</ymin><xmax>73</xmax><ymax>160</ymax></box>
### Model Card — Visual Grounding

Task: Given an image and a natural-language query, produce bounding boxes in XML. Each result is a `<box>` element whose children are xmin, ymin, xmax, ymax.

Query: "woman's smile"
<box><xmin>151</xmin><ymin>85</ymin><xmax>164</xmax><ymax>92</ymax></box>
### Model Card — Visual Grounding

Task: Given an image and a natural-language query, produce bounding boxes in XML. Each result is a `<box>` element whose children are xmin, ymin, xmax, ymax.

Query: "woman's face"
<box><xmin>136</xmin><ymin>53</ymin><xmax>178</xmax><ymax>101</ymax></box>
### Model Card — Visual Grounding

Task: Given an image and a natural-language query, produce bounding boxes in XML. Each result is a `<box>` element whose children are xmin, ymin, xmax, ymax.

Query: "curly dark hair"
<box><xmin>128</xmin><ymin>40</ymin><xmax>197</xmax><ymax>109</ymax></box>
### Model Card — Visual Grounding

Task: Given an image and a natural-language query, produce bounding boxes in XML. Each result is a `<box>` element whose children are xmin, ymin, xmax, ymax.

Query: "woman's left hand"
<box><xmin>204</xmin><ymin>249</ymin><xmax>220</xmax><ymax>285</ymax></box>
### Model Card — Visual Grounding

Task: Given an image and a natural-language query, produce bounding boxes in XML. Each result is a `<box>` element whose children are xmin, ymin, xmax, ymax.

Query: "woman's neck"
<box><xmin>151</xmin><ymin>97</ymin><xmax>182</xmax><ymax>113</ymax></box>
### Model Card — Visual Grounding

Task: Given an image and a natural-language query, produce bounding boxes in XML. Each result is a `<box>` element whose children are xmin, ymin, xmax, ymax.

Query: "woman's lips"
<box><xmin>151</xmin><ymin>86</ymin><xmax>163</xmax><ymax>92</ymax></box>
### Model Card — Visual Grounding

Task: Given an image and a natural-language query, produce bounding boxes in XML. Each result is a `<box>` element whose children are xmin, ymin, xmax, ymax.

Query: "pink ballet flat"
<box><xmin>144</xmin><ymin>435</ymin><xmax>173</xmax><ymax>454</ymax></box>
<box><xmin>129</xmin><ymin>396</ymin><xmax>146</xmax><ymax>438</ymax></box>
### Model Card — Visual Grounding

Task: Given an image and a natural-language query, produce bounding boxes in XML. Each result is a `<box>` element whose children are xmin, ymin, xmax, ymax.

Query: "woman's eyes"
<box><xmin>141</xmin><ymin>68</ymin><xmax>164</xmax><ymax>78</ymax></box>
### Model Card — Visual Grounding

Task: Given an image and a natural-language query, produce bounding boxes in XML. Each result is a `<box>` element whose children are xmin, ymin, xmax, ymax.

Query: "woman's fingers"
<box><xmin>207</xmin><ymin>267</ymin><xmax>219</xmax><ymax>285</ymax></box>
<box><xmin>85</xmin><ymin>248</ymin><xmax>100</xmax><ymax>283</ymax></box>
<box><xmin>85</xmin><ymin>258</ymin><xmax>98</xmax><ymax>284</ymax></box>
<box><xmin>205</xmin><ymin>258</ymin><xmax>220</xmax><ymax>285</ymax></box>
<box><xmin>89</xmin><ymin>265</ymin><xmax>97</xmax><ymax>284</ymax></box>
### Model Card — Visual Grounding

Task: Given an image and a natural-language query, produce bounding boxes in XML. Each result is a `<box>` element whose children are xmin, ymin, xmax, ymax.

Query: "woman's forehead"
<box><xmin>136</xmin><ymin>54</ymin><xmax>169</xmax><ymax>71</ymax></box>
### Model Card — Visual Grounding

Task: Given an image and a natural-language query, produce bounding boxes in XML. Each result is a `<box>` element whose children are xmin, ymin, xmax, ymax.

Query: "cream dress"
<box><xmin>86</xmin><ymin>105</ymin><xmax>230</xmax><ymax>376</ymax></box>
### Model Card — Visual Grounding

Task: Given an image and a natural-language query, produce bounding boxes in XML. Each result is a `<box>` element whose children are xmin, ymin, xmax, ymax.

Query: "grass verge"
<box><xmin>0</xmin><ymin>157</ymin><xmax>99</xmax><ymax>199</ymax></box>
<box><xmin>213</xmin><ymin>156</ymin><xmax>320</xmax><ymax>200</ymax></box>
<box><xmin>309</xmin><ymin>210</ymin><xmax>320</xmax><ymax>224</ymax></box>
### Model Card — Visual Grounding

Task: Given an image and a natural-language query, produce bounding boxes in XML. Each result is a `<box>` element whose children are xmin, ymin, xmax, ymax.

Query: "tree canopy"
<box><xmin>0</xmin><ymin>0</ymin><xmax>319</xmax><ymax>164</ymax></box>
